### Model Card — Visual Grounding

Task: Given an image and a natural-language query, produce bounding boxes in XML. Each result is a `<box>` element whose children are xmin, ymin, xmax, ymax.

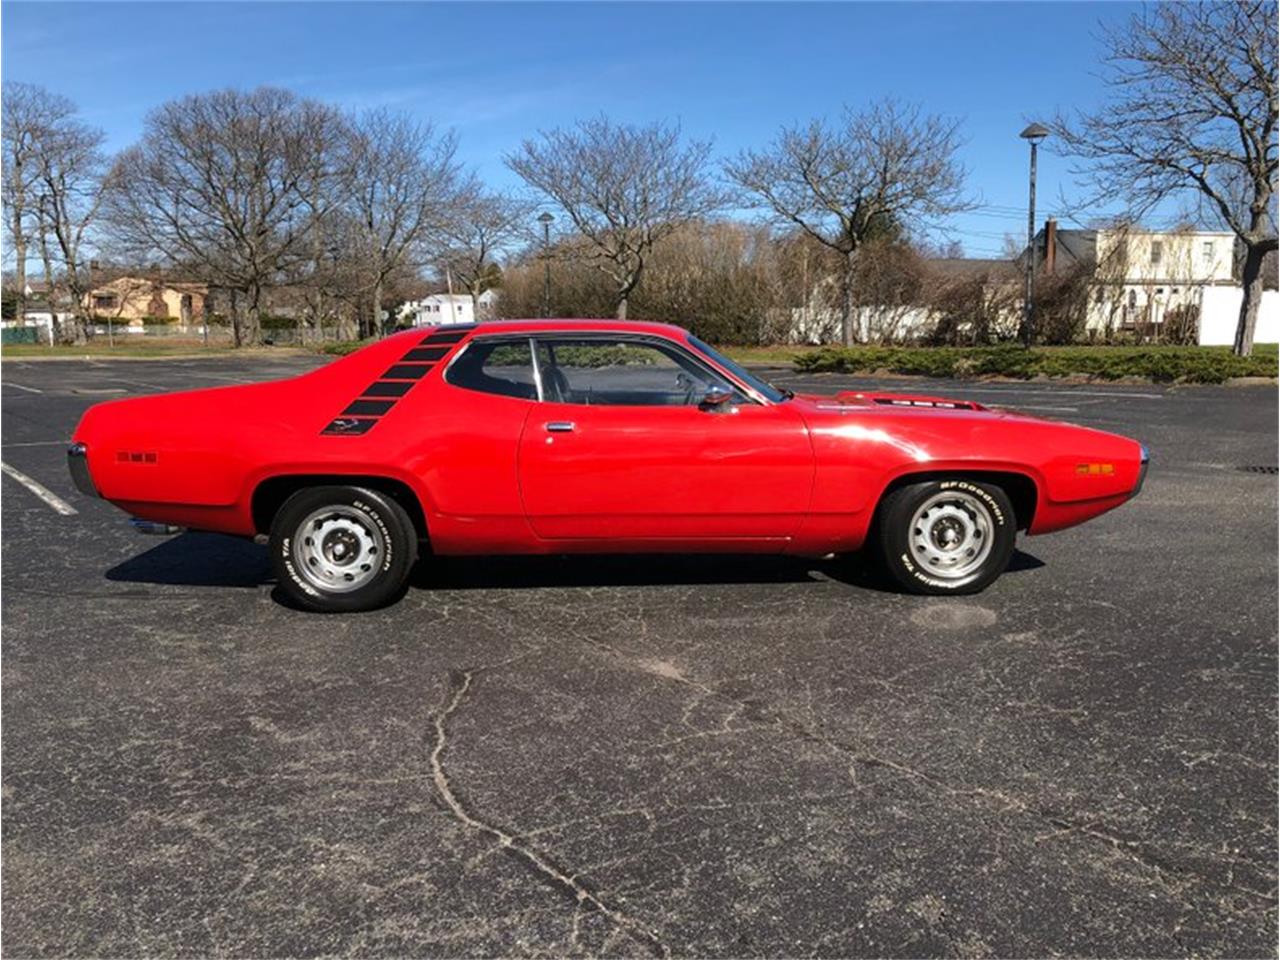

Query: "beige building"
<box><xmin>86</xmin><ymin>276</ymin><xmax>208</xmax><ymax>326</ymax></box>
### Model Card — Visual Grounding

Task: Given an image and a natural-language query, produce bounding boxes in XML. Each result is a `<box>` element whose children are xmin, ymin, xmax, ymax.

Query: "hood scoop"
<box><xmin>830</xmin><ymin>390</ymin><xmax>985</xmax><ymax>411</ymax></box>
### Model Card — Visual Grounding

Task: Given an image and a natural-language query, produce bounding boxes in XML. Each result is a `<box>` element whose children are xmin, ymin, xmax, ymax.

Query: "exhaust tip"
<box><xmin>130</xmin><ymin>518</ymin><xmax>183</xmax><ymax>536</ymax></box>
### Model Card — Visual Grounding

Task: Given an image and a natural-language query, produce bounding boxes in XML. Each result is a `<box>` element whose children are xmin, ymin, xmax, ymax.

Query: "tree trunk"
<box><xmin>230</xmin><ymin>288</ymin><xmax>242</xmax><ymax>348</ymax></box>
<box><xmin>60</xmin><ymin>271</ymin><xmax>87</xmax><ymax>345</ymax></box>
<box><xmin>616</xmin><ymin>295</ymin><xmax>628</xmax><ymax>321</ymax></box>
<box><xmin>372</xmin><ymin>279</ymin><xmax>383</xmax><ymax>338</ymax></box>
<box><xmin>1233</xmin><ymin>243</ymin><xmax>1267</xmax><ymax>357</ymax></box>
<box><xmin>841</xmin><ymin>249</ymin><xmax>858</xmax><ymax>347</ymax></box>
<box><xmin>13</xmin><ymin>232</ymin><xmax>26</xmax><ymax>330</ymax></box>
<box><xmin>245</xmin><ymin>283</ymin><xmax>262</xmax><ymax>346</ymax></box>
<box><xmin>36</xmin><ymin>228</ymin><xmax>68</xmax><ymax>345</ymax></box>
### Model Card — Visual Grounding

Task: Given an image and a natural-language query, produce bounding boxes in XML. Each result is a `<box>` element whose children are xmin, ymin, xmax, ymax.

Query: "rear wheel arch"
<box><xmin>251</xmin><ymin>474</ymin><xmax>430</xmax><ymax>543</ymax></box>
<box><xmin>873</xmin><ymin>469</ymin><xmax>1038</xmax><ymax>532</ymax></box>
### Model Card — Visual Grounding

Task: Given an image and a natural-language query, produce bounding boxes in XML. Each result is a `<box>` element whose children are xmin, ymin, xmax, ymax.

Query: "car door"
<box><xmin>517</xmin><ymin>335</ymin><xmax>814</xmax><ymax>542</ymax></box>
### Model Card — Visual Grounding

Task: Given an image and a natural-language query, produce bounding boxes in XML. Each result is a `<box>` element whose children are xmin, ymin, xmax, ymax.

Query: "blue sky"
<box><xmin>3</xmin><ymin>1</ymin><xmax>1153</xmax><ymax>257</ymax></box>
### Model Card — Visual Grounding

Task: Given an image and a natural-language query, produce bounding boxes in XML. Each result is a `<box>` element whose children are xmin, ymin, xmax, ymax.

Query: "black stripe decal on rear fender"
<box><xmin>402</xmin><ymin>346</ymin><xmax>451</xmax><ymax>362</ymax></box>
<box><xmin>321</xmin><ymin>334</ymin><xmax>466</xmax><ymax>435</ymax></box>
<box><xmin>360</xmin><ymin>380</ymin><xmax>414</xmax><ymax>398</ymax></box>
<box><xmin>342</xmin><ymin>399</ymin><xmax>396</xmax><ymax>417</ymax></box>
<box><xmin>423</xmin><ymin>327</ymin><xmax>472</xmax><ymax>344</ymax></box>
<box><xmin>382</xmin><ymin>363</ymin><xmax>434</xmax><ymax>380</ymax></box>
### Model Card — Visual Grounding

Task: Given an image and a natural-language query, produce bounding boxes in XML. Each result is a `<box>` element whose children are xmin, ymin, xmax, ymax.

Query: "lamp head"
<box><xmin>1020</xmin><ymin>122</ymin><xmax>1051</xmax><ymax>144</ymax></box>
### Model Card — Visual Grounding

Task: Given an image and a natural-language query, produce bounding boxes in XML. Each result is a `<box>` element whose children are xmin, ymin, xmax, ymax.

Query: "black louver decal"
<box><xmin>321</xmin><ymin>327</ymin><xmax>469</xmax><ymax>436</ymax></box>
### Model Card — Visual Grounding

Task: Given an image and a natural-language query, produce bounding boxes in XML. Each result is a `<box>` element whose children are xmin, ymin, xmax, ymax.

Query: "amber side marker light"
<box><xmin>1075</xmin><ymin>463</ymin><xmax>1115</xmax><ymax>476</ymax></box>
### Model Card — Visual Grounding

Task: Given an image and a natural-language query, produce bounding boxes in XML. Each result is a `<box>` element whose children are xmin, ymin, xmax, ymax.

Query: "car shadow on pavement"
<box><xmin>408</xmin><ymin>548</ymin><xmax>1045</xmax><ymax>593</ymax></box>
<box><xmin>104</xmin><ymin>532</ymin><xmax>1044</xmax><ymax>598</ymax></box>
<box><xmin>105</xmin><ymin>531</ymin><xmax>270</xmax><ymax>588</ymax></box>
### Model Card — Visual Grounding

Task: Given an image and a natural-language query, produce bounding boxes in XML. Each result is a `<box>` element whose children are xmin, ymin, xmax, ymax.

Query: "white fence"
<box><xmin>1198</xmin><ymin>287</ymin><xmax>1280</xmax><ymax>346</ymax></box>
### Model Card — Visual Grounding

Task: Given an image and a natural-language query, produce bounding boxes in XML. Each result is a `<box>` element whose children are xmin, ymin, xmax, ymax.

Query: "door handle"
<box><xmin>544</xmin><ymin>421</ymin><xmax>576</xmax><ymax>433</ymax></box>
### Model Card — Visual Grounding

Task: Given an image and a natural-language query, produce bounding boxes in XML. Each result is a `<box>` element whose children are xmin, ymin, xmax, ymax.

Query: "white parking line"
<box><xmin>2</xmin><ymin>381</ymin><xmax>42</xmax><ymax>394</ymax></box>
<box><xmin>1</xmin><ymin>440</ymin><xmax>70</xmax><ymax>448</ymax></box>
<box><xmin>1</xmin><ymin>461</ymin><xmax>78</xmax><ymax>515</ymax></box>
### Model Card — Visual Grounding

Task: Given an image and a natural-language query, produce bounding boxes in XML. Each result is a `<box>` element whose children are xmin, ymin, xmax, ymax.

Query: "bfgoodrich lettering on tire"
<box><xmin>876</xmin><ymin>478</ymin><xmax>1016</xmax><ymax>595</ymax></box>
<box><xmin>269</xmin><ymin>485</ymin><xmax>417</xmax><ymax>613</ymax></box>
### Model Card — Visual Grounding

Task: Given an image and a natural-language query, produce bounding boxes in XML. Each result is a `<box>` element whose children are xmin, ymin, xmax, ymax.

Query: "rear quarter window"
<box><xmin>445</xmin><ymin>339</ymin><xmax>537</xmax><ymax>400</ymax></box>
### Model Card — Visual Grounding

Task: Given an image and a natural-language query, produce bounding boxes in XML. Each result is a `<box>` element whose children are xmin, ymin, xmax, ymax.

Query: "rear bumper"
<box><xmin>67</xmin><ymin>443</ymin><xmax>98</xmax><ymax>497</ymax></box>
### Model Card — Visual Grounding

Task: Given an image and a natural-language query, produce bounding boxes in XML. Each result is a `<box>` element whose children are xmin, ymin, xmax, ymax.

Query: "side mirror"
<box><xmin>699</xmin><ymin>385</ymin><xmax>734</xmax><ymax>409</ymax></box>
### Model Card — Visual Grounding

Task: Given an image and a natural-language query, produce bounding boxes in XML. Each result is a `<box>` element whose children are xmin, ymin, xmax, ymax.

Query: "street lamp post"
<box><xmin>1019</xmin><ymin>123</ymin><xmax>1050</xmax><ymax>348</ymax></box>
<box><xmin>538</xmin><ymin>212</ymin><xmax>554</xmax><ymax>319</ymax></box>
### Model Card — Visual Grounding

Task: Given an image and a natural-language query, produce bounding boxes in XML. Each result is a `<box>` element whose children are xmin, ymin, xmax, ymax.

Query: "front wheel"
<box><xmin>270</xmin><ymin>486</ymin><xmax>417</xmax><ymax>613</ymax></box>
<box><xmin>876</xmin><ymin>479</ymin><xmax>1016</xmax><ymax>595</ymax></box>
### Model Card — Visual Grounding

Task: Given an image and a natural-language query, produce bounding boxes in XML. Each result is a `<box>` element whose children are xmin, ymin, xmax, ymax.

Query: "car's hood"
<box><xmin>793</xmin><ymin>388</ymin><xmax>988</xmax><ymax>412</ymax></box>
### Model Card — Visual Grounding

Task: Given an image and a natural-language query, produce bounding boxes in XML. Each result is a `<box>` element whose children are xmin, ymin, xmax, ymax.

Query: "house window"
<box><xmin>93</xmin><ymin>295</ymin><xmax>117</xmax><ymax>310</ymax></box>
<box><xmin>1128</xmin><ymin>290</ymin><xmax>1138</xmax><ymax>307</ymax></box>
<box><xmin>1156</xmin><ymin>288</ymin><xmax>1165</xmax><ymax>295</ymax></box>
<box><xmin>1202</xmin><ymin>241</ymin><xmax>1214</xmax><ymax>262</ymax></box>
<box><xmin>1150</xmin><ymin>241</ymin><xmax>1163</xmax><ymax>265</ymax></box>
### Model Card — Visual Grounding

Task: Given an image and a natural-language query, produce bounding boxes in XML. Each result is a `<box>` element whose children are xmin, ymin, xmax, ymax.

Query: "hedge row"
<box><xmin>792</xmin><ymin>345</ymin><xmax>1279</xmax><ymax>384</ymax></box>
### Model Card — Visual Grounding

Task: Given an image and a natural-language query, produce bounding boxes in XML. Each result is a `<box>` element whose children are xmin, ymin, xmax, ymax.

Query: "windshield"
<box><xmin>687</xmin><ymin>335</ymin><xmax>790</xmax><ymax>403</ymax></box>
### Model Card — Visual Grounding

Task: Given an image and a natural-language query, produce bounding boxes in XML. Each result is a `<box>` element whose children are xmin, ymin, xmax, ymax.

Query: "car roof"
<box><xmin>445</xmin><ymin>318</ymin><xmax>692</xmax><ymax>339</ymax></box>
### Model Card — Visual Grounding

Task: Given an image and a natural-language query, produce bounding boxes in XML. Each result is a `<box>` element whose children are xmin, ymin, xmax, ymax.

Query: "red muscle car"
<box><xmin>68</xmin><ymin>320</ymin><xmax>1148</xmax><ymax>612</ymax></box>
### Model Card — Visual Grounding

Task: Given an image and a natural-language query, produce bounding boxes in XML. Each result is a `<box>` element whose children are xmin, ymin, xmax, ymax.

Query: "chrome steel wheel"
<box><xmin>291</xmin><ymin>505</ymin><xmax>386</xmax><ymax>594</ymax></box>
<box><xmin>907</xmin><ymin>490</ymin><xmax>994</xmax><ymax>581</ymax></box>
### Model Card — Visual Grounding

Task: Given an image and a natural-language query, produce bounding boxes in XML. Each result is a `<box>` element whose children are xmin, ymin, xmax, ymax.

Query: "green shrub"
<box><xmin>793</xmin><ymin>345</ymin><xmax>1278</xmax><ymax>384</ymax></box>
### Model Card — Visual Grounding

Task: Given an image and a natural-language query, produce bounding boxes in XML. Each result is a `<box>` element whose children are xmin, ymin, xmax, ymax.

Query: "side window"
<box><xmin>445</xmin><ymin>339</ymin><xmax>536</xmax><ymax>400</ymax></box>
<box><xmin>535</xmin><ymin>337</ymin><xmax>735</xmax><ymax>406</ymax></box>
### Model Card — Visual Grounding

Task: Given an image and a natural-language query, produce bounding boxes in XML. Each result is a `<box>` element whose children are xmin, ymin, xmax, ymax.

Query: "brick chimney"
<box><xmin>1044</xmin><ymin>218</ymin><xmax>1057</xmax><ymax>275</ymax></box>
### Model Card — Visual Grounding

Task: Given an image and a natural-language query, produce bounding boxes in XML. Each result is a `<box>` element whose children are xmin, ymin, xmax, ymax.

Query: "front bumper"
<box><xmin>67</xmin><ymin>443</ymin><xmax>98</xmax><ymax>497</ymax></box>
<box><xmin>1133</xmin><ymin>443</ymin><xmax>1150</xmax><ymax>497</ymax></box>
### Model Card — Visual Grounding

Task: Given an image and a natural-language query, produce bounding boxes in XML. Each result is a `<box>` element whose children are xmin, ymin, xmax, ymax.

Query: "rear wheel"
<box><xmin>270</xmin><ymin>485</ymin><xmax>416</xmax><ymax>612</ymax></box>
<box><xmin>877</xmin><ymin>479</ymin><xmax>1016</xmax><ymax>595</ymax></box>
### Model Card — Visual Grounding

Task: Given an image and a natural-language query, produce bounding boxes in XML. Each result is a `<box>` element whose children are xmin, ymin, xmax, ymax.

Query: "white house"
<box><xmin>1025</xmin><ymin>221</ymin><xmax>1276</xmax><ymax>343</ymax></box>
<box><xmin>399</xmin><ymin>290</ymin><xmax>498</xmax><ymax>328</ymax></box>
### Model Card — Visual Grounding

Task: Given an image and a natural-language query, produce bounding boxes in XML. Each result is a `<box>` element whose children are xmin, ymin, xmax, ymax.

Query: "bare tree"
<box><xmin>32</xmin><ymin>112</ymin><xmax>107</xmax><ymax>343</ymax></box>
<box><xmin>344</xmin><ymin>109</ymin><xmax>464</xmax><ymax>338</ymax></box>
<box><xmin>1052</xmin><ymin>1</ymin><xmax>1278</xmax><ymax>356</ymax></box>
<box><xmin>726</xmin><ymin>99</ymin><xmax>972</xmax><ymax>346</ymax></box>
<box><xmin>506</xmin><ymin>117</ymin><xmax>724</xmax><ymax>319</ymax></box>
<box><xmin>105</xmin><ymin>87</ymin><xmax>342</xmax><ymax>346</ymax></box>
<box><xmin>436</xmin><ymin>190</ymin><xmax>532</xmax><ymax>318</ymax></box>
<box><xmin>2</xmin><ymin>83</ymin><xmax>76</xmax><ymax>328</ymax></box>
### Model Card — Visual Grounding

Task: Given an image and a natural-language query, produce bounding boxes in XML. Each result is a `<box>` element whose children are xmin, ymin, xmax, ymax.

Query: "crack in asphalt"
<box><xmin>428</xmin><ymin>668</ymin><xmax>671</xmax><ymax>959</ymax></box>
<box><xmin>571</xmin><ymin>632</ymin><xmax>1276</xmax><ymax>908</ymax></box>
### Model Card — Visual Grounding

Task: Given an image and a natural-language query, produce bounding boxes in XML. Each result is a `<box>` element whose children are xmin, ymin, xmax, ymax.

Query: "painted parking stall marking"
<box><xmin>3</xmin><ymin>381</ymin><xmax>43</xmax><ymax>394</ymax></box>
<box><xmin>1</xmin><ymin>461</ymin><xmax>78</xmax><ymax>515</ymax></box>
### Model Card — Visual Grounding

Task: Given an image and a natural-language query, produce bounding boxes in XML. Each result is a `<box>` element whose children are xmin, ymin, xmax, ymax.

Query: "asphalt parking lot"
<box><xmin>2</xmin><ymin>354</ymin><xmax>1276</xmax><ymax>957</ymax></box>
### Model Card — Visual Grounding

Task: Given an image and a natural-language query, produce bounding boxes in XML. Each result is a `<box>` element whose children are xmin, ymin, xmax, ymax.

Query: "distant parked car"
<box><xmin>68</xmin><ymin>320</ymin><xmax>1148</xmax><ymax>612</ymax></box>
